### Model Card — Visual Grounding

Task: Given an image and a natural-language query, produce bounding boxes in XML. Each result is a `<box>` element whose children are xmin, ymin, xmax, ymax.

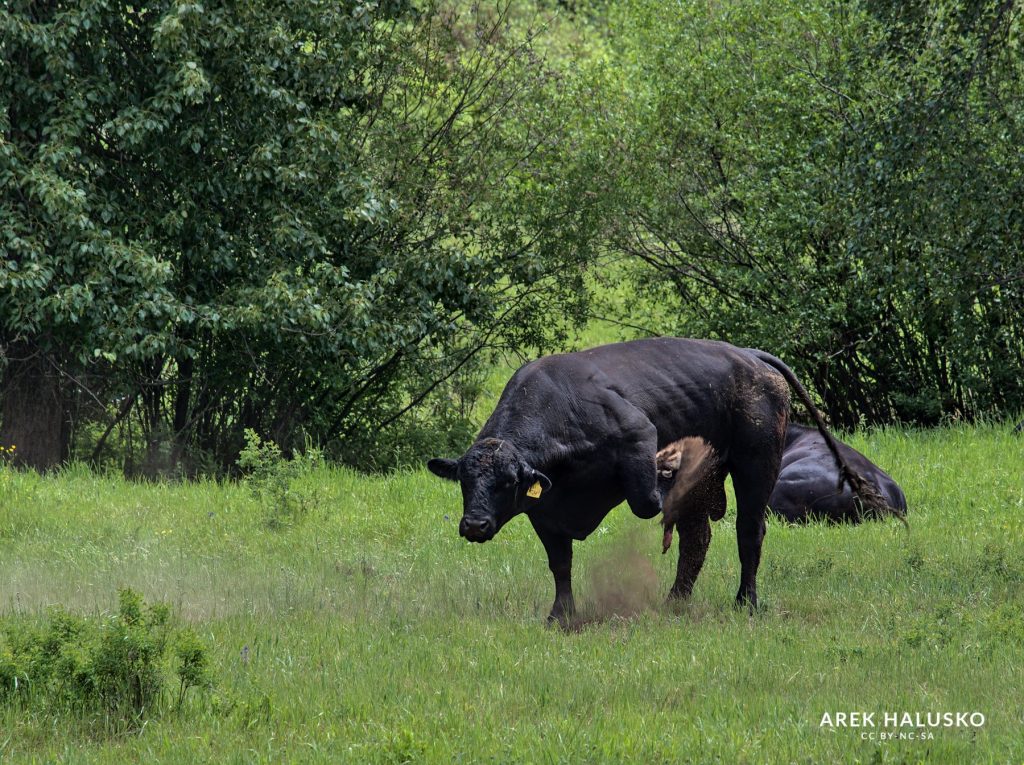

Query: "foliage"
<box><xmin>0</xmin><ymin>588</ymin><xmax>210</xmax><ymax>731</ymax></box>
<box><xmin>238</xmin><ymin>428</ymin><xmax>323</xmax><ymax>528</ymax></box>
<box><xmin>590</xmin><ymin>0</ymin><xmax>1024</xmax><ymax>426</ymax></box>
<box><xmin>5</xmin><ymin>0</ymin><xmax>1023</xmax><ymax>472</ymax></box>
<box><xmin>1</xmin><ymin>1</ymin><xmax>598</xmax><ymax>473</ymax></box>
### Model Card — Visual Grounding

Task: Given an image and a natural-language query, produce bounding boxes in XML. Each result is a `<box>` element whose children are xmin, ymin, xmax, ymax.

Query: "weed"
<box><xmin>173</xmin><ymin>629</ymin><xmax>211</xmax><ymax>708</ymax></box>
<box><xmin>237</xmin><ymin>429</ymin><xmax>323</xmax><ymax>529</ymax></box>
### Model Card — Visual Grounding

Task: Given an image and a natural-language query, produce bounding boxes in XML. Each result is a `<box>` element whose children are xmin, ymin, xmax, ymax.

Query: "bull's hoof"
<box><xmin>549</xmin><ymin>611</ymin><xmax>590</xmax><ymax>633</ymax></box>
<box><xmin>546</xmin><ymin>599</ymin><xmax>576</xmax><ymax>630</ymax></box>
<box><xmin>735</xmin><ymin>589</ymin><xmax>760</xmax><ymax>613</ymax></box>
<box><xmin>546</xmin><ymin>611</ymin><xmax>568</xmax><ymax>628</ymax></box>
<box><xmin>665</xmin><ymin>588</ymin><xmax>693</xmax><ymax>615</ymax></box>
<box><xmin>667</xmin><ymin>585</ymin><xmax>694</xmax><ymax>601</ymax></box>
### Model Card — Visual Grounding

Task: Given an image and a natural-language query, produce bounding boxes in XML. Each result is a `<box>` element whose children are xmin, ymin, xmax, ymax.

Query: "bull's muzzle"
<box><xmin>459</xmin><ymin>515</ymin><xmax>495</xmax><ymax>542</ymax></box>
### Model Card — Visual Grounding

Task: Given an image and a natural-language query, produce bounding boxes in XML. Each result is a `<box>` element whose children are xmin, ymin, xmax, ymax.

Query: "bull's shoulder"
<box><xmin>478</xmin><ymin>356</ymin><xmax>637</xmax><ymax>454</ymax></box>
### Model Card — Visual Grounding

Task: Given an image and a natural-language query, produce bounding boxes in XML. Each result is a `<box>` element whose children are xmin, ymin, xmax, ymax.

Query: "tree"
<box><xmin>589</xmin><ymin>0</ymin><xmax>1024</xmax><ymax>426</ymax></box>
<box><xmin>1</xmin><ymin>2</ymin><xmax>597</xmax><ymax>472</ymax></box>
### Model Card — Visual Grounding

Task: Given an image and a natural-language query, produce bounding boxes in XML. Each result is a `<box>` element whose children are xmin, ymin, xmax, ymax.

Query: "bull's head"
<box><xmin>427</xmin><ymin>438</ymin><xmax>552</xmax><ymax>542</ymax></box>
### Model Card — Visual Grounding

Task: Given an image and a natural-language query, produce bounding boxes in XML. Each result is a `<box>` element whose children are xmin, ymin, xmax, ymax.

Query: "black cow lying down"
<box><xmin>656</xmin><ymin>425</ymin><xmax>908</xmax><ymax>598</ymax></box>
<box><xmin>428</xmin><ymin>338</ymin><xmax>898</xmax><ymax>623</ymax></box>
<box><xmin>771</xmin><ymin>424</ymin><xmax>907</xmax><ymax>523</ymax></box>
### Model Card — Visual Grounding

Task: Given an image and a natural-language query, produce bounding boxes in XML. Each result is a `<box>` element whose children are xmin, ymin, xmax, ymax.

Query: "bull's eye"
<box><xmin>658</xmin><ymin>469</ymin><xmax>675</xmax><ymax>479</ymax></box>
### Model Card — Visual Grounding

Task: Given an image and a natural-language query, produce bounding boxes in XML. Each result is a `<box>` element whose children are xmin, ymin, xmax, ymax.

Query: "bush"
<box><xmin>0</xmin><ymin>589</ymin><xmax>211</xmax><ymax>731</ymax></box>
<box><xmin>3</xmin><ymin>1</ymin><xmax>594</xmax><ymax>473</ymax></box>
<box><xmin>237</xmin><ymin>429</ymin><xmax>323</xmax><ymax>529</ymax></box>
<box><xmin>589</xmin><ymin>0</ymin><xmax>1024</xmax><ymax>426</ymax></box>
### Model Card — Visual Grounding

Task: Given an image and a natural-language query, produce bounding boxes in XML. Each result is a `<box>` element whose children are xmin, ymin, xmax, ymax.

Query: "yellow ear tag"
<box><xmin>526</xmin><ymin>481</ymin><xmax>543</xmax><ymax>499</ymax></box>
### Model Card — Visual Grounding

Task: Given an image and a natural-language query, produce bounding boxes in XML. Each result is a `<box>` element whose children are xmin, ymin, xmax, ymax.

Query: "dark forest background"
<box><xmin>3</xmin><ymin>0</ymin><xmax>1022</xmax><ymax>475</ymax></box>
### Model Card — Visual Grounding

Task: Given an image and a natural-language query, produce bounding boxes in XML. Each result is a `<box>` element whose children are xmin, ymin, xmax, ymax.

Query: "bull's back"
<box><xmin>489</xmin><ymin>337</ymin><xmax>766</xmax><ymax>448</ymax></box>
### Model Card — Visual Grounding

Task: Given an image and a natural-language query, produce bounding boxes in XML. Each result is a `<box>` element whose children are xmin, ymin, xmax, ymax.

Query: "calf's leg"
<box><xmin>669</xmin><ymin>509</ymin><xmax>712</xmax><ymax>600</ymax></box>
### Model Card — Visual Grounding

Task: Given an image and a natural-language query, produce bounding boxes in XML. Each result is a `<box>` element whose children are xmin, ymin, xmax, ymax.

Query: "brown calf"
<box><xmin>655</xmin><ymin>437</ymin><xmax>726</xmax><ymax>599</ymax></box>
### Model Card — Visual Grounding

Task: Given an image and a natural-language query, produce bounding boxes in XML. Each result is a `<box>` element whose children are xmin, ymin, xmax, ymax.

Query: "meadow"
<box><xmin>0</xmin><ymin>423</ymin><xmax>1022</xmax><ymax>763</ymax></box>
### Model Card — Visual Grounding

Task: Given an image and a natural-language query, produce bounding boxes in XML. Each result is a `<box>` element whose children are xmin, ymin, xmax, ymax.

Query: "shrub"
<box><xmin>0</xmin><ymin>589</ymin><xmax>211</xmax><ymax>731</ymax></box>
<box><xmin>237</xmin><ymin>429</ymin><xmax>323</xmax><ymax>529</ymax></box>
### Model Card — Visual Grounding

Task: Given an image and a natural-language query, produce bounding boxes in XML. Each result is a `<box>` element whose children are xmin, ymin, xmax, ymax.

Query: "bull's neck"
<box><xmin>475</xmin><ymin>386</ymin><xmax>572</xmax><ymax>468</ymax></box>
<box><xmin>474</xmin><ymin>426</ymin><xmax>571</xmax><ymax>471</ymax></box>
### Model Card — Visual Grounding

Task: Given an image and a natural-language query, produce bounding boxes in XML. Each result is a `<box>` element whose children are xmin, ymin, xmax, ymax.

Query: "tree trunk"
<box><xmin>0</xmin><ymin>341</ymin><xmax>69</xmax><ymax>471</ymax></box>
<box><xmin>171</xmin><ymin>354</ymin><xmax>194</xmax><ymax>474</ymax></box>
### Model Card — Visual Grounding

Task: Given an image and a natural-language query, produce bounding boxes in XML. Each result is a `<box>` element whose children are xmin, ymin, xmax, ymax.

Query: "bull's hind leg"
<box><xmin>730</xmin><ymin>433</ymin><xmax>785</xmax><ymax>610</ymax></box>
<box><xmin>733</xmin><ymin>481</ymin><xmax>769</xmax><ymax>609</ymax></box>
<box><xmin>669</xmin><ymin>510</ymin><xmax>712</xmax><ymax>600</ymax></box>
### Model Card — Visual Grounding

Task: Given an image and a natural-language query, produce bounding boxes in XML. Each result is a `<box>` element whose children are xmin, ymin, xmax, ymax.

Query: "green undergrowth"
<box><xmin>0</xmin><ymin>424</ymin><xmax>1021</xmax><ymax>762</ymax></box>
<box><xmin>0</xmin><ymin>589</ymin><xmax>210</xmax><ymax>737</ymax></box>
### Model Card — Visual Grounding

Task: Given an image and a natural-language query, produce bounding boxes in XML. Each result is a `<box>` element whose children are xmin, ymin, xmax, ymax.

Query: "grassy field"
<box><xmin>1</xmin><ymin>424</ymin><xmax>1022</xmax><ymax>763</ymax></box>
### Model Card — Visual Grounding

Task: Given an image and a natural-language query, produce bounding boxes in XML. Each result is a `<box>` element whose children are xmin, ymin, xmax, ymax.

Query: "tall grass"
<box><xmin>1</xmin><ymin>424</ymin><xmax>1022</xmax><ymax>762</ymax></box>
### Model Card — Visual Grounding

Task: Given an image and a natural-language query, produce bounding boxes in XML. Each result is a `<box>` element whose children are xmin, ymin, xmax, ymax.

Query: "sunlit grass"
<box><xmin>1</xmin><ymin>424</ymin><xmax>1022</xmax><ymax>762</ymax></box>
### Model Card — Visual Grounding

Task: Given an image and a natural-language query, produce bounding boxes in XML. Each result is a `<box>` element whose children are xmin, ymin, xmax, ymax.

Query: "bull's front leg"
<box><xmin>619</xmin><ymin>426</ymin><xmax>662</xmax><ymax>521</ymax></box>
<box><xmin>531</xmin><ymin>519</ymin><xmax>574</xmax><ymax>626</ymax></box>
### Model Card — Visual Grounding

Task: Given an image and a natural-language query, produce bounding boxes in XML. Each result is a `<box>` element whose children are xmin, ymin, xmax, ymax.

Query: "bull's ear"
<box><xmin>427</xmin><ymin>458</ymin><xmax>459</xmax><ymax>482</ymax></box>
<box><xmin>524</xmin><ymin>466</ymin><xmax>552</xmax><ymax>493</ymax></box>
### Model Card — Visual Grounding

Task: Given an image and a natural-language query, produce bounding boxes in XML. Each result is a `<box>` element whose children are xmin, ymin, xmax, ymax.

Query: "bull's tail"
<box><xmin>745</xmin><ymin>349</ymin><xmax>909</xmax><ymax>529</ymax></box>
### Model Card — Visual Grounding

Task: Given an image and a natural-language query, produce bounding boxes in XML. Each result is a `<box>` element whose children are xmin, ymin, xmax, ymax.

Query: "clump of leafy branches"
<box><xmin>237</xmin><ymin>429</ymin><xmax>323</xmax><ymax>529</ymax></box>
<box><xmin>1</xmin><ymin>1</ymin><xmax>597</xmax><ymax>474</ymax></box>
<box><xmin>0</xmin><ymin>589</ymin><xmax>211</xmax><ymax>733</ymax></box>
<box><xmin>586</xmin><ymin>0</ymin><xmax>1024</xmax><ymax>427</ymax></box>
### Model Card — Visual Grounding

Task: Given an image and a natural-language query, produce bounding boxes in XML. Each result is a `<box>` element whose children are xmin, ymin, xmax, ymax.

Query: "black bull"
<box><xmin>427</xmin><ymin>338</ymin><xmax>896</xmax><ymax>622</ymax></box>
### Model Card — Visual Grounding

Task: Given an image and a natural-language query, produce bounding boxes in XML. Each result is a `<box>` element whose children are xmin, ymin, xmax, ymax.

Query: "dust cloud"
<box><xmin>578</xmin><ymin>528</ymin><xmax>661</xmax><ymax>623</ymax></box>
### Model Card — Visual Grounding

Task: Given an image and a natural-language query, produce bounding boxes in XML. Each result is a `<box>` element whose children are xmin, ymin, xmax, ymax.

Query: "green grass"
<box><xmin>1</xmin><ymin>424</ymin><xmax>1023</xmax><ymax>763</ymax></box>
